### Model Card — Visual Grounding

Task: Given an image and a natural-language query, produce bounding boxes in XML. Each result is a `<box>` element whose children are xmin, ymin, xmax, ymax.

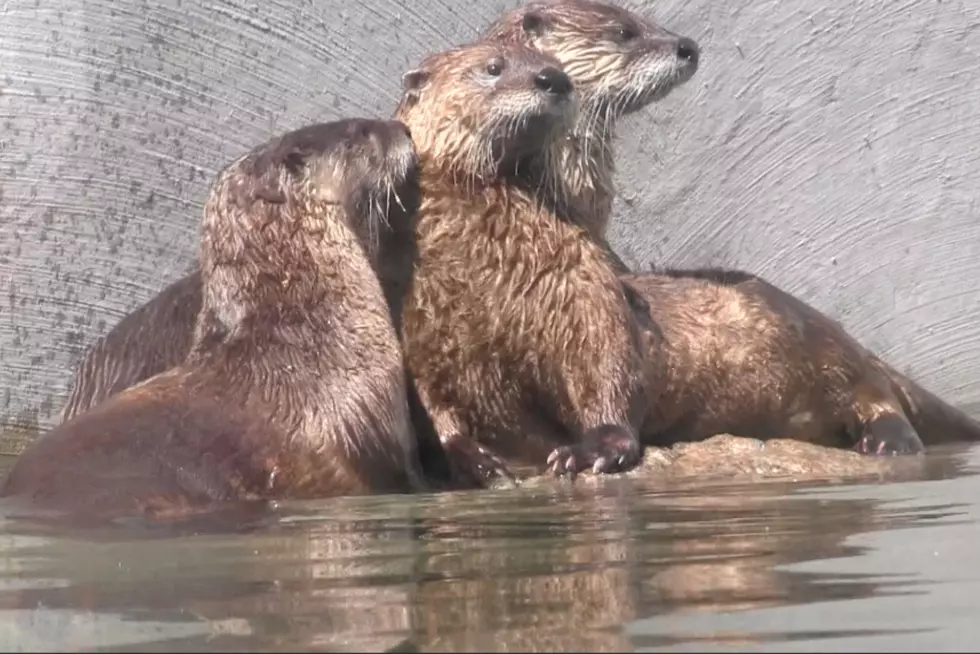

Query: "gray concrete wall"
<box><xmin>1</xmin><ymin>0</ymin><xmax>979</xmax><ymax>440</ymax></box>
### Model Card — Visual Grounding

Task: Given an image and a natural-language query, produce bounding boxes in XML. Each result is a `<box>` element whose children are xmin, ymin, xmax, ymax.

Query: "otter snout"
<box><xmin>534</xmin><ymin>66</ymin><xmax>573</xmax><ymax>97</ymax></box>
<box><xmin>376</xmin><ymin>120</ymin><xmax>415</xmax><ymax>160</ymax></box>
<box><xmin>368</xmin><ymin>120</ymin><xmax>418</xmax><ymax>180</ymax></box>
<box><xmin>379</xmin><ymin>120</ymin><xmax>413</xmax><ymax>148</ymax></box>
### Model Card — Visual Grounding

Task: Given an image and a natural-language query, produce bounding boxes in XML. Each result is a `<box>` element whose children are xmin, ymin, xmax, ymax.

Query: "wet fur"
<box><xmin>625</xmin><ymin>267</ymin><xmax>971</xmax><ymax>453</ymax></box>
<box><xmin>665</xmin><ymin>268</ymin><xmax>980</xmax><ymax>448</ymax></box>
<box><xmin>483</xmin><ymin>0</ymin><xmax>699</xmax><ymax>257</ymax></box>
<box><xmin>485</xmin><ymin>1</ymin><xmax>966</xmax><ymax>453</ymax></box>
<box><xmin>61</xmin><ymin>271</ymin><xmax>202</xmax><ymax>423</ymax></box>
<box><xmin>56</xmin><ymin>0</ymin><xmax>696</xmax><ymax>431</ymax></box>
<box><xmin>2</xmin><ymin>120</ymin><xmax>429</xmax><ymax>517</ymax></box>
<box><xmin>395</xmin><ymin>41</ymin><xmax>647</xmax><ymax>480</ymax></box>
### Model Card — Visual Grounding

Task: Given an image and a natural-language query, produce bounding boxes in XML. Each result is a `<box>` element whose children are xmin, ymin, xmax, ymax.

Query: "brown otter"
<box><xmin>57</xmin><ymin>0</ymin><xmax>697</xmax><ymax>420</ymax></box>
<box><xmin>482</xmin><ymin>0</ymin><xmax>700</xmax><ymax>267</ymax></box>
<box><xmin>620</xmin><ymin>268</ymin><xmax>931</xmax><ymax>454</ymax></box>
<box><xmin>634</xmin><ymin>267</ymin><xmax>980</xmax><ymax>452</ymax></box>
<box><xmin>482</xmin><ymin>0</ymin><xmax>975</xmax><ymax>454</ymax></box>
<box><xmin>393</xmin><ymin>40</ymin><xmax>647</xmax><ymax>480</ymax></box>
<box><xmin>2</xmin><ymin>118</ymin><xmax>433</xmax><ymax>518</ymax></box>
<box><xmin>61</xmin><ymin>271</ymin><xmax>202</xmax><ymax>423</ymax></box>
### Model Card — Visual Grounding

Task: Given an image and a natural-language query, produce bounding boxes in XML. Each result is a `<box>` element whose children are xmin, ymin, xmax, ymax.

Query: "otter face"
<box><xmin>485</xmin><ymin>0</ymin><xmax>699</xmax><ymax>119</ymax></box>
<box><xmin>324</xmin><ymin>119</ymin><xmax>422</xmax><ymax>260</ymax></box>
<box><xmin>241</xmin><ymin>119</ymin><xmax>420</xmax><ymax>261</ymax></box>
<box><xmin>396</xmin><ymin>42</ymin><xmax>577</xmax><ymax>179</ymax></box>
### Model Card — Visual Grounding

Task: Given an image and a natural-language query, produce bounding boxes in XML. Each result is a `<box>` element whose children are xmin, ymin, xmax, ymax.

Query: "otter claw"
<box><xmin>446</xmin><ymin>437</ymin><xmax>519</xmax><ymax>488</ymax></box>
<box><xmin>855</xmin><ymin>414</ymin><xmax>924</xmax><ymax>456</ymax></box>
<box><xmin>546</xmin><ymin>424</ymin><xmax>642</xmax><ymax>479</ymax></box>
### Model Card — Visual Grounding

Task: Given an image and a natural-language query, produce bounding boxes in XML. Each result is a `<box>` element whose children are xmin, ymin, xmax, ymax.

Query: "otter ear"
<box><xmin>252</xmin><ymin>176</ymin><xmax>287</xmax><ymax>204</ymax></box>
<box><xmin>401</xmin><ymin>68</ymin><xmax>430</xmax><ymax>107</ymax></box>
<box><xmin>281</xmin><ymin>150</ymin><xmax>307</xmax><ymax>176</ymax></box>
<box><xmin>521</xmin><ymin>11</ymin><xmax>549</xmax><ymax>37</ymax></box>
<box><xmin>251</xmin><ymin>161</ymin><xmax>291</xmax><ymax>205</ymax></box>
<box><xmin>253</xmin><ymin>149</ymin><xmax>306</xmax><ymax>204</ymax></box>
<box><xmin>402</xmin><ymin>68</ymin><xmax>430</xmax><ymax>91</ymax></box>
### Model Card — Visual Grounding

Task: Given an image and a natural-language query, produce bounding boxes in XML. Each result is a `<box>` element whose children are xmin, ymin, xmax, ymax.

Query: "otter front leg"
<box><xmin>414</xmin><ymin>385</ymin><xmax>519</xmax><ymax>489</ymax></box>
<box><xmin>545</xmin><ymin>277</ymin><xmax>650</xmax><ymax>479</ymax></box>
<box><xmin>547</xmin><ymin>425</ymin><xmax>644</xmax><ymax>478</ymax></box>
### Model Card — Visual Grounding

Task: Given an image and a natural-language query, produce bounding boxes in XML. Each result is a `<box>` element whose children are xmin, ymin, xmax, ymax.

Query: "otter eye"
<box><xmin>614</xmin><ymin>25</ymin><xmax>640</xmax><ymax>43</ymax></box>
<box><xmin>485</xmin><ymin>58</ymin><xmax>504</xmax><ymax>77</ymax></box>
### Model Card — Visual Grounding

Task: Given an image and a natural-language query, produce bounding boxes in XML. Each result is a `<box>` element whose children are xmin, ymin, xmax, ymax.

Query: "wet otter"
<box><xmin>2</xmin><ymin>119</ymin><xmax>431</xmax><ymax>518</ymax></box>
<box><xmin>61</xmin><ymin>271</ymin><xmax>202</xmax><ymax>423</ymax></box>
<box><xmin>482</xmin><ymin>0</ymin><xmax>700</xmax><ymax>267</ymax></box>
<box><xmin>484</xmin><ymin>0</ymin><xmax>973</xmax><ymax>454</ymax></box>
<box><xmin>620</xmin><ymin>268</ymin><xmax>933</xmax><ymax>454</ymax></box>
<box><xmin>633</xmin><ymin>267</ymin><xmax>980</xmax><ymax>452</ymax></box>
<box><xmin>394</xmin><ymin>40</ymin><xmax>647</xmax><ymax>480</ymax></box>
<box><xmin>58</xmin><ymin>0</ymin><xmax>697</xmax><ymax>420</ymax></box>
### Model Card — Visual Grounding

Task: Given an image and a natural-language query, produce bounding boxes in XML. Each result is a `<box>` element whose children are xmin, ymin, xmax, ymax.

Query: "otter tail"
<box><xmin>877</xmin><ymin>359</ymin><xmax>980</xmax><ymax>444</ymax></box>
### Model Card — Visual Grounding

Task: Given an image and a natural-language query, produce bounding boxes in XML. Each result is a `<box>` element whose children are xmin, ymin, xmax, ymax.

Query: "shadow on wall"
<box><xmin>1</xmin><ymin>0</ymin><xmax>979</xmax><ymax>438</ymax></box>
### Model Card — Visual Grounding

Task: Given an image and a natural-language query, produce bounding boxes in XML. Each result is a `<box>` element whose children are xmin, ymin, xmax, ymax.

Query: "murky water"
<box><xmin>1</xmin><ymin>445</ymin><xmax>979</xmax><ymax>653</ymax></box>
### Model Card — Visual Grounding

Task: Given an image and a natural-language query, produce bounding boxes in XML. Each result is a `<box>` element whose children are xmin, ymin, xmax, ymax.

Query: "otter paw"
<box><xmin>855</xmin><ymin>414</ymin><xmax>925</xmax><ymax>456</ymax></box>
<box><xmin>445</xmin><ymin>438</ymin><xmax>520</xmax><ymax>489</ymax></box>
<box><xmin>546</xmin><ymin>425</ymin><xmax>643</xmax><ymax>479</ymax></box>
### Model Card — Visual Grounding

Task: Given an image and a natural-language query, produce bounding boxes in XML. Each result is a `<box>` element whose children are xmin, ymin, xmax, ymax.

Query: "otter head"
<box><xmin>394</xmin><ymin>41</ymin><xmax>576</xmax><ymax>183</ymax></box>
<box><xmin>199</xmin><ymin>118</ymin><xmax>420</xmax><ymax>324</ymax></box>
<box><xmin>484</xmin><ymin>0</ymin><xmax>699</xmax><ymax>125</ymax></box>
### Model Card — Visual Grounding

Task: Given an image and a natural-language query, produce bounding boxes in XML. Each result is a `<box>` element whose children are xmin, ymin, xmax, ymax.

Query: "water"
<box><xmin>1</xmin><ymin>445</ymin><xmax>979</xmax><ymax>652</ymax></box>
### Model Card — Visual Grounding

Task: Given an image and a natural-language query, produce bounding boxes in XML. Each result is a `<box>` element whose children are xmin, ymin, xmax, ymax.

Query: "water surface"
<box><xmin>0</xmin><ymin>445</ymin><xmax>979</xmax><ymax>652</ymax></box>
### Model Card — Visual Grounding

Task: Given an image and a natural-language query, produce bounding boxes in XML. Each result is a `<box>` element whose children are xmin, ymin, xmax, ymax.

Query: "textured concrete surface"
<box><xmin>1</xmin><ymin>0</ymin><xmax>979</xmax><ymax>434</ymax></box>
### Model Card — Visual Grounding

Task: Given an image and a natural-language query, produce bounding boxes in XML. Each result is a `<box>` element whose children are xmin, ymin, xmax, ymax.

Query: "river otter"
<box><xmin>2</xmin><ymin>118</ymin><xmax>432</xmax><ymax>518</ymax></box>
<box><xmin>58</xmin><ymin>0</ymin><xmax>697</xmax><ymax>419</ymax></box>
<box><xmin>636</xmin><ymin>267</ymin><xmax>980</xmax><ymax>452</ymax></box>
<box><xmin>60</xmin><ymin>271</ymin><xmax>202</xmax><ymax>423</ymax></box>
<box><xmin>482</xmin><ymin>0</ymin><xmax>700</xmax><ymax>267</ymax></box>
<box><xmin>618</xmin><ymin>268</ymin><xmax>929</xmax><ymax>454</ymax></box>
<box><xmin>485</xmin><ymin>1</ymin><xmax>974</xmax><ymax>454</ymax></box>
<box><xmin>394</xmin><ymin>40</ymin><xmax>647</xmax><ymax>480</ymax></box>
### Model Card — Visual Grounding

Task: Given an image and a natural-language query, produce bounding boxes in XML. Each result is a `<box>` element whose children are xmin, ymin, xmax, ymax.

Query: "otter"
<box><xmin>393</xmin><ymin>40</ymin><xmax>647</xmax><ymax>480</ymax></box>
<box><xmin>57</xmin><ymin>0</ymin><xmax>697</xmax><ymax>420</ymax></box>
<box><xmin>630</xmin><ymin>267</ymin><xmax>980</xmax><ymax>453</ymax></box>
<box><xmin>483</xmin><ymin>0</ymin><xmax>975</xmax><ymax>454</ymax></box>
<box><xmin>2</xmin><ymin>118</ymin><xmax>432</xmax><ymax>518</ymax></box>
<box><xmin>61</xmin><ymin>271</ymin><xmax>202</xmax><ymax>422</ymax></box>
<box><xmin>615</xmin><ymin>268</ymin><xmax>926</xmax><ymax>454</ymax></box>
<box><xmin>482</xmin><ymin>0</ymin><xmax>700</xmax><ymax>269</ymax></box>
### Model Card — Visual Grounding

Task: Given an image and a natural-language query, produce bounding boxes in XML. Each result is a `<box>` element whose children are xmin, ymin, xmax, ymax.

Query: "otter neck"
<box><xmin>525</xmin><ymin>117</ymin><xmax>616</xmax><ymax>240</ymax></box>
<box><xmin>193</xmin><ymin>226</ymin><xmax>387</xmax><ymax>358</ymax></box>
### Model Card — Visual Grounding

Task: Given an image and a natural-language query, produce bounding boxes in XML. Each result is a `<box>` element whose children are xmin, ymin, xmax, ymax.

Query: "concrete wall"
<box><xmin>2</xmin><ymin>0</ymin><xmax>979</xmax><ymax>439</ymax></box>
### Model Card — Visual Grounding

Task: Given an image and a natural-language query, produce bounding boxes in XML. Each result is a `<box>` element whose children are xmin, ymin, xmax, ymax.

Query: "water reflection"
<box><xmin>0</xmin><ymin>444</ymin><xmax>975</xmax><ymax>652</ymax></box>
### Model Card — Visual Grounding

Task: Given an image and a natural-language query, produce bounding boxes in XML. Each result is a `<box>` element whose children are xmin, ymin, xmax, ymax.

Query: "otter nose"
<box><xmin>676</xmin><ymin>37</ymin><xmax>700</xmax><ymax>69</ymax></box>
<box><xmin>534</xmin><ymin>67</ymin><xmax>572</xmax><ymax>96</ymax></box>
<box><xmin>383</xmin><ymin>120</ymin><xmax>413</xmax><ymax>147</ymax></box>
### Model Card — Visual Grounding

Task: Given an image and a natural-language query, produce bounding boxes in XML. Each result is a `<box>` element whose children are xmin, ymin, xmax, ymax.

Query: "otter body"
<box><xmin>640</xmin><ymin>268</ymin><xmax>980</xmax><ymax>451</ymax></box>
<box><xmin>484</xmin><ymin>0</ymin><xmax>972</xmax><ymax>455</ymax></box>
<box><xmin>623</xmin><ymin>269</ymin><xmax>935</xmax><ymax>454</ymax></box>
<box><xmin>3</xmin><ymin>119</ymin><xmax>430</xmax><ymax>518</ymax></box>
<box><xmin>61</xmin><ymin>271</ymin><xmax>201</xmax><ymax>422</ymax></box>
<box><xmin>57</xmin><ymin>0</ymin><xmax>699</xmax><ymax>417</ymax></box>
<box><xmin>395</xmin><ymin>41</ymin><xmax>647</xmax><ymax>480</ymax></box>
